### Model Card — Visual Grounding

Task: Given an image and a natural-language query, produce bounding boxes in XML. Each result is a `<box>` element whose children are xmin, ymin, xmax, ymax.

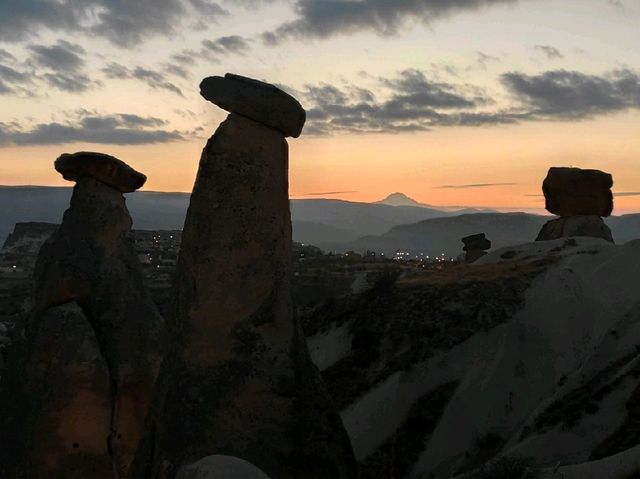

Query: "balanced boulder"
<box><xmin>200</xmin><ymin>73</ymin><xmax>306</xmax><ymax>138</ymax></box>
<box><xmin>537</xmin><ymin>167</ymin><xmax>615</xmax><ymax>243</ymax></box>
<box><xmin>462</xmin><ymin>233</ymin><xmax>491</xmax><ymax>263</ymax></box>
<box><xmin>462</xmin><ymin>233</ymin><xmax>491</xmax><ymax>252</ymax></box>
<box><xmin>55</xmin><ymin>151</ymin><xmax>147</xmax><ymax>193</ymax></box>
<box><xmin>542</xmin><ymin>167</ymin><xmax>613</xmax><ymax>217</ymax></box>
<box><xmin>135</xmin><ymin>75</ymin><xmax>356</xmax><ymax>479</ymax></box>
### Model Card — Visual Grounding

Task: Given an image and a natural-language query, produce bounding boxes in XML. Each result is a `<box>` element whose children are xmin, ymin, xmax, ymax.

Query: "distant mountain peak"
<box><xmin>377</xmin><ymin>192</ymin><xmax>431</xmax><ymax>207</ymax></box>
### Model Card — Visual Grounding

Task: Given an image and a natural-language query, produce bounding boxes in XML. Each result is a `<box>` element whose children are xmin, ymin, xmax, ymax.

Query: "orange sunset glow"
<box><xmin>0</xmin><ymin>0</ymin><xmax>639</xmax><ymax>213</ymax></box>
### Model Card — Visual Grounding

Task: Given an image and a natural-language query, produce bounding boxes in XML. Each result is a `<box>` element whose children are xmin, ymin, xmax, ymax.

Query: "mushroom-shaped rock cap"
<box><xmin>543</xmin><ymin>167</ymin><xmax>613</xmax><ymax>217</ymax></box>
<box><xmin>461</xmin><ymin>233</ymin><xmax>491</xmax><ymax>251</ymax></box>
<box><xmin>200</xmin><ymin>73</ymin><xmax>306</xmax><ymax>138</ymax></box>
<box><xmin>55</xmin><ymin>152</ymin><xmax>147</xmax><ymax>193</ymax></box>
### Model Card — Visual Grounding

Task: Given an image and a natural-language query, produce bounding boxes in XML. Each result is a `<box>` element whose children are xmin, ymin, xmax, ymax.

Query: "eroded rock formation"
<box><xmin>0</xmin><ymin>152</ymin><xmax>164</xmax><ymax>478</ymax></box>
<box><xmin>134</xmin><ymin>74</ymin><xmax>356</xmax><ymax>479</ymax></box>
<box><xmin>462</xmin><ymin>233</ymin><xmax>491</xmax><ymax>263</ymax></box>
<box><xmin>537</xmin><ymin>167</ymin><xmax>615</xmax><ymax>242</ymax></box>
<box><xmin>536</xmin><ymin>215</ymin><xmax>614</xmax><ymax>243</ymax></box>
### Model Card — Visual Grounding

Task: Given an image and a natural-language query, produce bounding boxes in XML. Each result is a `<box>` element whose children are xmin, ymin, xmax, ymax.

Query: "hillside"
<box><xmin>2</xmin><ymin>186</ymin><xmax>639</xmax><ymax>258</ymax></box>
<box><xmin>304</xmin><ymin>237</ymin><xmax>640</xmax><ymax>478</ymax></box>
<box><xmin>333</xmin><ymin>212</ymin><xmax>640</xmax><ymax>257</ymax></box>
<box><xmin>0</xmin><ymin>186</ymin><xmax>462</xmax><ymax>245</ymax></box>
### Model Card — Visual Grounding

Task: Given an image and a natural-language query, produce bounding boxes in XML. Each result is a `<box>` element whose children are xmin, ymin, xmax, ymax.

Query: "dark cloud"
<box><xmin>435</xmin><ymin>183</ymin><xmax>517</xmax><ymax>189</ymax></box>
<box><xmin>0</xmin><ymin>62</ymin><xmax>33</xmax><ymax>96</ymax></box>
<box><xmin>0</xmin><ymin>112</ymin><xmax>183</xmax><ymax>146</ymax></box>
<box><xmin>101</xmin><ymin>63</ymin><xmax>130</xmax><ymax>80</ymax></box>
<box><xmin>28</xmin><ymin>40</ymin><xmax>85</xmax><ymax>72</ymax></box>
<box><xmin>224</xmin><ymin>0</ymin><xmax>276</xmax><ymax>6</ymax></box>
<box><xmin>0</xmin><ymin>64</ymin><xmax>30</xmax><ymax>85</ymax></box>
<box><xmin>202</xmin><ymin>35</ymin><xmax>251</xmax><ymax>55</ymax></box>
<box><xmin>381</xmin><ymin>69</ymin><xmax>484</xmax><ymax>108</ymax></box>
<box><xmin>101</xmin><ymin>63</ymin><xmax>184</xmax><ymax>96</ymax></box>
<box><xmin>42</xmin><ymin>72</ymin><xmax>95</xmax><ymax>92</ymax></box>
<box><xmin>162</xmin><ymin>50</ymin><xmax>198</xmax><ymax>80</ymax></box>
<box><xmin>0</xmin><ymin>0</ymin><xmax>227</xmax><ymax>47</ymax></box>
<box><xmin>24</xmin><ymin>40</ymin><xmax>100</xmax><ymax>93</ymax></box>
<box><xmin>0</xmin><ymin>49</ymin><xmax>16</xmax><ymax>63</ymax></box>
<box><xmin>132</xmin><ymin>67</ymin><xmax>184</xmax><ymax>96</ymax></box>
<box><xmin>299</xmin><ymin>69</ymin><xmax>509</xmax><ymax>134</ymax></box>
<box><xmin>298</xmin><ymin>67</ymin><xmax>640</xmax><ymax>136</ymax></box>
<box><xmin>502</xmin><ymin>69</ymin><xmax>640</xmax><ymax>118</ymax></box>
<box><xmin>171</xmin><ymin>50</ymin><xmax>198</xmax><ymax>66</ymax></box>
<box><xmin>263</xmin><ymin>0</ymin><xmax>518</xmax><ymax>44</ymax></box>
<box><xmin>189</xmin><ymin>0</ymin><xmax>228</xmax><ymax>16</ymax></box>
<box><xmin>296</xmin><ymin>190</ymin><xmax>359</xmax><ymax>196</ymax></box>
<box><xmin>614</xmin><ymin>192</ymin><xmax>640</xmax><ymax>197</ymax></box>
<box><xmin>1</xmin><ymin>55</ymin><xmax>95</xmax><ymax>95</ymax></box>
<box><xmin>117</xmin><ymin>114</ymin><xmax>168</xmax><ymax>128</ymax></box>
<box><xmin>164</xmin><ymin>63</ymin><xmax>190</xmax><ymax>79</ymax></box>
<box><xmin>534</xmin><ymin>45</ymin><xmax>563</xmax><ymax>59</ymax></box>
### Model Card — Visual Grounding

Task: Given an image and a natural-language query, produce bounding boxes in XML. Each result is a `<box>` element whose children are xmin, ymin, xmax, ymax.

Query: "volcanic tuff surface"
<box><xmin>304</xmin><ymin>237</ymin><xmax>640</xmax><ymax>478</ymax></box>
<box><xmin>0</xmin><ymin>155</ymin><xmax>164</xmax><ymax>478</ymax></box>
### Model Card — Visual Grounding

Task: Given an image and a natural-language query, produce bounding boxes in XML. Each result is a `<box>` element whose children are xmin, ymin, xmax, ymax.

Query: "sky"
<box><xmin>0</xmin><ymin>0</ymin><xmax>639</xmax><ymax>213</ymax></box>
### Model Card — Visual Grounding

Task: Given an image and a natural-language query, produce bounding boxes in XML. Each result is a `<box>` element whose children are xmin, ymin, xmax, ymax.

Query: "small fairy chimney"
<box><xmin>462</xmin><ymin>233</ymin><xmax>491</xmax><ymax>263</ymax></box>
<box><xmin>536</xmin><ymin>167</ymin><xmax>614</xmax><ymax>242</ymax></box>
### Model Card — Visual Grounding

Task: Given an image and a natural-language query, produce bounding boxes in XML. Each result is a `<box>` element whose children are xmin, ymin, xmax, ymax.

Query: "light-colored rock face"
<box><xmin>0</xmin><ymin>170</ymin><xmax>164</xmax><ymax>478</ymax></box>
<box><xmin>536</xmin><ymin>215</ymin><xmax>614</xmax><ymax>242</ymax></box>
<box><xmin>176</xmin><ymin>455</ymin><xmax>272</xmax><ymax>479</ymax></box>
<box><xmin>55</xmin><ymin>151</ymin><xmax>147</xmax><ymax>193</ymax></box>
<box><xmin>313</xmin><ymin>238</ymin><xmax>640</xmax><ymax>478</ymax></box>
<box><xmin>543</xmin><ymin>167</ymin><xmax>613</xmax><ymax>217</ymax></box>
<box><xmin>200</xmin><ymin>74</ymin><xmax>306</xmax><ymax>138</ymax></box>
<box><xmin>464</xmin><ymin>249</ymin><xmax>488</xmax><ymax>263</ymax></box>
<box><xmin>135</xmin><ymin>113</ymin><xmax>356</xmax><ymax>479</ymax></box>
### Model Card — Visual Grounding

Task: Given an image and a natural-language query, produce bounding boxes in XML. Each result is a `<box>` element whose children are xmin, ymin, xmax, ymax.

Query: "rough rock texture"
<box><xmin>134</xmin><ymin>113</ymin><xmax>356</xmax><ymax>479</ymax></box>
<box><xmin>462</xmin><ymin>233</ymin><xmax>491</xmax><ymax>251</ymax></box>
<box><xmin>543</xmin><ymin>167</ymin><xmax>613</xmax><ymax>217</ymax></box>
<box><xmin>536</xmin><ymin>215</ymin><xmax>614</xmax><ymax>243</ymax></box>
<box><xmin>176</xmin><ymin>455</ymin><xmax>272</xmax><ymax>479</ymax></box>
<box><xmin>55</xmin><ymin>151</ymin><xmax>147</xmax><ymax>193</ymax></box>
<box><xmin>2</xmin><ymin>222</ymin><xmax>59</xmax><ymax>250</ymax></box>
<box><xmin>462</xmin><ymin>233</ymin><xmax>491</xmax><ymax>263</ymax></box>
<box><xmin>0</xmin><ymin>173</ymin><xmax>164</xmax><ymax>478</ymax></box>
<box><xmin>200</xmin><ymin>74</ymin><xmax>306</xmax><ymax>138</ymax></box>
<box><xmin>464</xmin><ymin>250</ymin><xmax>488</xmax><ymax>263</ymax></box>
<box><xmin>0</xmin><ymin>303</ymin><xmax>113</xmax><ymax>478</ymax></box>
<box><xmin>0</xmin><ymin>322</ymin><xmax>8</xmax><ymax>373</ymax></box>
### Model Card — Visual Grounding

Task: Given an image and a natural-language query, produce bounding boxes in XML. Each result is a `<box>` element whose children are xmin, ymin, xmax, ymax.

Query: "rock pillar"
<box><xmin>0</xmin><ymin>152</ymin><xmax>164</xmax><ymax>478</ymax></box>
<box><xmin>135</xmin><ymin>74</ymin><xmax>356</xmax><ymax>479</ymax></box>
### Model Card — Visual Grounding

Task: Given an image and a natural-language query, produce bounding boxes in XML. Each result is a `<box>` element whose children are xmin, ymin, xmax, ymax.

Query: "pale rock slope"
<box><xmin>307</xmin><ymin>237</ymin><xmax>640</xmax><ymax>478</ymax></box>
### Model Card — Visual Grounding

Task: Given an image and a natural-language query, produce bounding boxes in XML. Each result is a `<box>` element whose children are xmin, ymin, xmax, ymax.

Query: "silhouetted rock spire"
<box><xmin>462</xmin><ymin>233</ymin><xmax>491</xmax><ymax>263</ymax></box>
<box><xmin>135</xmin><ymin>74</ymin><xmax>356</xmax><ymax>479</ymax></box>
<box><xmin>0</xmin><ymin>152</ymin><xmax>164</xmax><ymax>478</ymax></box>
